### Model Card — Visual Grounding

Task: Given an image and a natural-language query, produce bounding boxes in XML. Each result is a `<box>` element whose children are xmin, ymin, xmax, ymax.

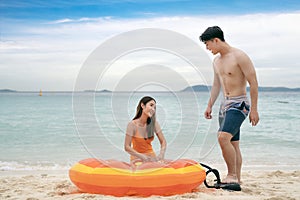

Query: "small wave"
<box><xmin>277</xmin><ymin>100</ymin><xmax>289</xmax><ymax>104</ymax></box>
<box><xmin>0</xmin><ymin>161</ymin><xmax>71</xmax><ymax>171</ymax></box>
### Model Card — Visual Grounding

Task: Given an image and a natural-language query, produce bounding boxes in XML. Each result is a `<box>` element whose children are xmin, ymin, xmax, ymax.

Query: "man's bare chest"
<box><xmin>214</xmin><ymin>58</ymin><xmax>240</xmax><ymax>77</ymax></box>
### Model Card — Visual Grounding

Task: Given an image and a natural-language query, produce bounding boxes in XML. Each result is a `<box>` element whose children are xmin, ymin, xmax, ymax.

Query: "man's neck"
<box><xmin>219</xmin><ymin>42</ymin><xmax>231</xmax><ymax>56</ymax></box>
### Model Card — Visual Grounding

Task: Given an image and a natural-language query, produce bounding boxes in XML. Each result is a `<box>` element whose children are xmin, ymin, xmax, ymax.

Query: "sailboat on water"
<box><xmin>39</xmin><ymin>89</ymin><xmax>42</xmax><ymax>96</ymax></box>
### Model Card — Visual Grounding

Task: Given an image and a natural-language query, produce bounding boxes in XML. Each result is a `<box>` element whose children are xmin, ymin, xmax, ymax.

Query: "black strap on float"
<box><xmin>200</xmin><ymin>163</ymin><xmax>242</xmax><ymax>191</ymax></box>
<box><xmin>200</xmin><ymin>163</ymin><xmax>221</xmax><ymax>188</ymax></box>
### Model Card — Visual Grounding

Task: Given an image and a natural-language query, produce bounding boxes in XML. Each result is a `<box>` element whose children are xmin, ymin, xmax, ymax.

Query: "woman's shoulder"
<box><xmin>130</xmin><ymin>119</ymin><xmax>140</xmax><ymax>125</ymax></box>
<box><xmin>127</xmin><ymin>120</ymin><xmax>138</xmax><ymax>129</ymax></box>
<box><xmin>126</xmin><ymin>120</ymin><xmax>136</xmax><ymax>135</ymax></box>
<box><xmin>127</xmin><ymin>120</ymin><xmax>135</xmax><ymax>126</ymax></box>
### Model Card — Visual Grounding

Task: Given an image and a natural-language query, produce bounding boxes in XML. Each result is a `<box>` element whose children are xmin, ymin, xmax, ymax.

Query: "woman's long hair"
<box><xmin>133</xmin><ymin>96</ymin><xmax>156</xmax><ymax>139</ymax></box>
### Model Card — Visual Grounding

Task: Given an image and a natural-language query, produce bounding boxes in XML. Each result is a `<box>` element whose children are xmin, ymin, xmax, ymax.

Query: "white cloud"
<box><xmin>1</xmin><ymin>11</ymin><xmax>300</xmax><ymax>90</ymax></box>
<box><xmin>47</xmin><ymin>17</ymin><xmax>113</xmax><ymax>24</ymax></box>
<box><xmin>97</xmin><ymin>49</ymin><xmax>211</xmax><ymax>91</ymax></box>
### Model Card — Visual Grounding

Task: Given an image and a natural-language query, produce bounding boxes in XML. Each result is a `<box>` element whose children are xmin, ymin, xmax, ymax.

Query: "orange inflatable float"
<box><xmin>69</xmin><ymin>158</ymin><xmax>206</xmax><ymax>196</ymax></box>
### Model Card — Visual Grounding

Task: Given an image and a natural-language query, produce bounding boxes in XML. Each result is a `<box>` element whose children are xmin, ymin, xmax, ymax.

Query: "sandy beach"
<box><xmin>1</xmin><ymin>169</ymin><xmax>299</xmax><ymax>200</ymax></box>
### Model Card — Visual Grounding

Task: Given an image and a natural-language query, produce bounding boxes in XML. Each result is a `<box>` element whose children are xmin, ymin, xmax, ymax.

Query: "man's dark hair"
<box><xmin>199</xmin><ymin>26</ymin><xmax>225</xmax><ymax>42</ymax></box>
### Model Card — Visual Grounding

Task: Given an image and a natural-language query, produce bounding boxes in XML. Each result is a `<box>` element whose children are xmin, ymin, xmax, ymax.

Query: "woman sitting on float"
<box><xmin>124</xmin><ymin>96</ymin><xmax>167</xmax><ymax>165</ymax></box>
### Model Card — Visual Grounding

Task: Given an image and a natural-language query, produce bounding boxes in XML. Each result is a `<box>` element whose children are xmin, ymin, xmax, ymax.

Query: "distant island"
<box><xmin>84</xmin><ymin>89</ymin><xmax>111</xmax><ymax>93</ymax></box>
<box><xmin>0</xmin><ymin>89</ymin><xmax>17</xmax><ymax>93</ymax></box>
<box><xmin>182</xmin><ymin>85</ymin><xmax>211</xmax><ymax>92</ymax></box>
<box><xmin>182</xmin><ymin>85</ymin><xmax>300</xmax><ymax>92</ymax></box>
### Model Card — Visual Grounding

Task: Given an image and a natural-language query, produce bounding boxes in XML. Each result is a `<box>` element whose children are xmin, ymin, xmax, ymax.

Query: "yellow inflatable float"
<box><xmin>69</xmin><ymin>158</ymin><xmax>206</xmax><ymax>196</ymax></box>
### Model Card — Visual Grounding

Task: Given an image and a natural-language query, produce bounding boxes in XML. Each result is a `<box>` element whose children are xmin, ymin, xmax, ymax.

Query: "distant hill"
<box><xmin>84</xmin><ymin>89</ymin><xmax>112</xmax><ymax>93</ymax></box>
<box><xmin>182</xmin><ymin>85</ymin><xmax>211</xmax><ymax>92</ymax></box>
<box><xmin>182</xmin><ymin>85</ymin><xmax>300</xmax><ymax>92</ymax></box>
<box><xmin>0</xmin><ymin>89</ymin><xmax>17</xmax><ymax>92</ymax></box>
<box><xmin>256</xmin><ymin>87</ymin><xmax>300</xmax><ymax>92</ymax></box>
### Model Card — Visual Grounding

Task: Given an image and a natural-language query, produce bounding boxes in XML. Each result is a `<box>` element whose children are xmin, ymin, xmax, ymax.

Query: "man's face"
<box><xmin>204</xmin><ymin>39</ymin><xmax>217</xmax><ymax>55</ymax></box>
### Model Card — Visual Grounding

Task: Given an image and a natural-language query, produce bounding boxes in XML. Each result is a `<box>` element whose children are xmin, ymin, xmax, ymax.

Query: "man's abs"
<box><xmin>220</xmin><ymin>77</ymin><xmax>247</xmax><ymax>97</ymax></box>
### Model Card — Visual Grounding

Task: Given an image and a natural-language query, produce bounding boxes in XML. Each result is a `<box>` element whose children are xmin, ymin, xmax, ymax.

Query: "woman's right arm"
<box><xmin>124</xmin><ymin>130</ymin><xmax>149</xmax><ymax>162</ymax></box>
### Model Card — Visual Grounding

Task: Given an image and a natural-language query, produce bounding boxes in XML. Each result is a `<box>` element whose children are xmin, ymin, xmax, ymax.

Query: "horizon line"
<box><xmin>1</xmin><ymin>85</ymin><xmax>300</xmax><ymax>93</ymax></box>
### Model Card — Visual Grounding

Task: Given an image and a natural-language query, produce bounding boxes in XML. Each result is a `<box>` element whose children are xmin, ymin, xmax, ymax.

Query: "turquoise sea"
<box><xmin>1</xmin><ymin>91</ymin><xmax>300</xmax><ymax>171</ymax></box>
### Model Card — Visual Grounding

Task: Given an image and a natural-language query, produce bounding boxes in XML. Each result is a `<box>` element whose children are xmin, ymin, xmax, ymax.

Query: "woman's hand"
<box><xmin>156</xmin><ymin>153</ymin><xmax>165</xmax><ymax>161</ymax></box>
<box><xmin>139</xmin><ymin>154</ymin><xmax>154</xmax><ymax>162</ymax></box>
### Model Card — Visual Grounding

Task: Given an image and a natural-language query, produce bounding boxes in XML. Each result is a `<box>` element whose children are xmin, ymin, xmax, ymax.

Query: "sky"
<box><xmin>1</xmin><ymin>0</ymin><xmax>300</xmax><ymax>91</ymax></box>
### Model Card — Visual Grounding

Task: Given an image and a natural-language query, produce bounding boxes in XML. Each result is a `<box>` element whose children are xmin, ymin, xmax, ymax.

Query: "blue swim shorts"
<box><xmin>219</xmin><ymin>98</ymin><xmax>250</xmax><ymax>141</ymax></box>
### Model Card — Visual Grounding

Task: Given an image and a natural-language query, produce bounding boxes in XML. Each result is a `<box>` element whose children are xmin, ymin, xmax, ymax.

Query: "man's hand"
<box><xmin>249</xmin><ymin>110</ymin><xmax>259</xmax><ymax>126</ymax></box>
<box><xmin>204</xmin><ymin>106</ymin><xmax>212</xmax><ymax>119</ymax></box>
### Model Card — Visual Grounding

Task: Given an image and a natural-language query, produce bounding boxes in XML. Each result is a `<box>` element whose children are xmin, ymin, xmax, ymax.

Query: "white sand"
<box><xmin>0</xmin><ymin>169</ymin><xmax>299</xmax><ymax>200</ymax></box>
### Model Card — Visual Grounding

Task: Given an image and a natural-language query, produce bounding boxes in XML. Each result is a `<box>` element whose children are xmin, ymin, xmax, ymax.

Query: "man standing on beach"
<box><xmin>200</xmin><ymin>26</ymin><xmax>259</xmax><ymax>184</ymax></box>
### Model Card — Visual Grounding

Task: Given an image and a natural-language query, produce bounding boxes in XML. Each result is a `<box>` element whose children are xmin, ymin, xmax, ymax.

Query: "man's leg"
<box><xmin>232</xmin><ymin>140</ymin><xmax>242</xmax><ymax>183</ymax></box>
<box><xmin>218</xmin><ymin>131</ymin><xmax>238</xmax><ymax>183</ymax></box>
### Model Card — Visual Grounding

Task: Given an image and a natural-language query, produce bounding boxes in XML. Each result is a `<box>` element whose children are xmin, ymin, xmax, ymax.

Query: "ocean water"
<box><xmin>0</xmin><ymin>91</ymin><xmax>300</xmax><ymax>171</ymax></box>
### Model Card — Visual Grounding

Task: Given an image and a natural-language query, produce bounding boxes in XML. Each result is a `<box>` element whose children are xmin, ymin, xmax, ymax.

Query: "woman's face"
<box><xmin>142</xmin><ymin>100</ymin><xmax>156</xmax><ymax>117</ymax></box>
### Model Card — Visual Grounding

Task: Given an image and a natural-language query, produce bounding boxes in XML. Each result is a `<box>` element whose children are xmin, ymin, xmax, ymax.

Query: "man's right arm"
<box><xmin>205</xmin><ymin>65</ymin><xmax>221</xmax><ymax>119</ymax></box>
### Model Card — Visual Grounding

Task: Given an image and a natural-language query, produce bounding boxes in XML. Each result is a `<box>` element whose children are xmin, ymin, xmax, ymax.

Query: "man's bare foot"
<box><xmin>222</xmin><ymin>175</ymin><xmax>238</xmax><ymax>184</ymax></box>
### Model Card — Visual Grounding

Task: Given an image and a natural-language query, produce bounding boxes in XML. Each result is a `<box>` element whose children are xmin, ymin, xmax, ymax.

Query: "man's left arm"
<box><xmin>238</xmin><ymin>52</ymin><xmax>259</xmax><ymax>126</ymax></box>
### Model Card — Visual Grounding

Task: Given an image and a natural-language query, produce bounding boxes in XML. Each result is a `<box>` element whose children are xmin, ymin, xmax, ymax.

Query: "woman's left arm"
<box><xmin>156</xmin><ymin>131</ymin><xmax>167</xmax><ymax>160</ymax></box>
